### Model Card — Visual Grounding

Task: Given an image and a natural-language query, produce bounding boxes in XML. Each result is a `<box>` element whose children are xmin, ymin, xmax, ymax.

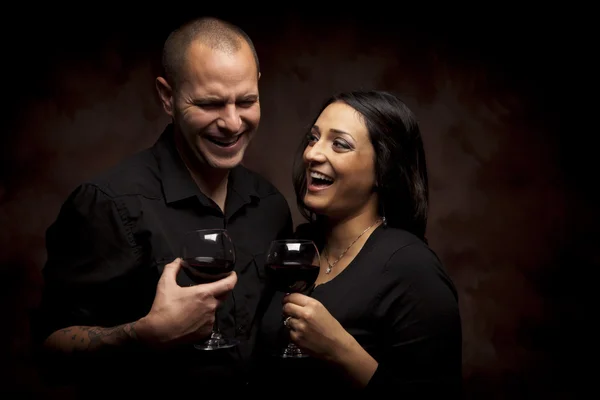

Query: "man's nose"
<box><xmin>217</xmin><ymin>105</ymin><xmax>242</xmax><ymax>133</ymax></box>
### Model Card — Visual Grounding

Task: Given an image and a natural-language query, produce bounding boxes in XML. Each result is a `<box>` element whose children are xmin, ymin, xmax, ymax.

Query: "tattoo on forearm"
<box><xmin>57</xmin><ymin>321</ymin><xmax>138</xmax><ymax>352</ymax></box>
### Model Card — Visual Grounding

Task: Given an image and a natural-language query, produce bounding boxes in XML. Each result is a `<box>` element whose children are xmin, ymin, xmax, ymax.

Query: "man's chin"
<box><xmin>203</xmin><ymin>154</ymin><xmax>245</xmax><ymax>171</ymax></box>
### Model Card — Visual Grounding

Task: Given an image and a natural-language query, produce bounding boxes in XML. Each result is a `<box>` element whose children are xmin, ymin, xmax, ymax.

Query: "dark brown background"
<box><xmin>1</xmin><ymin>10</ymin><xmax>592</xmax><ymax>398</ymax></box>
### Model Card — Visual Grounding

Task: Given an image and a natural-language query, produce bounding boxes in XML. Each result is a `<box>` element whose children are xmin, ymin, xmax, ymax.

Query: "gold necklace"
<box><xmin>323</xmin><ymin>219</ymin><xmax>382</xmax><ymax>274</ymax></box>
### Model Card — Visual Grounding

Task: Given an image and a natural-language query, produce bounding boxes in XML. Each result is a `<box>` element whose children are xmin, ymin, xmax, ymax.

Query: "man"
<box><xmin>33</xmin><ymin>16</ymin><xmax>293</xmax><ymax>394</ymax></box>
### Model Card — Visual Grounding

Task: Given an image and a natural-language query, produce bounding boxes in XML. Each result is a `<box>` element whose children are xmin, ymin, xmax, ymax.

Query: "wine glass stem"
<box><xmin>212</xmin><ymin>310</ymin><xmax>221</xmax><ymax>335</ymax></box>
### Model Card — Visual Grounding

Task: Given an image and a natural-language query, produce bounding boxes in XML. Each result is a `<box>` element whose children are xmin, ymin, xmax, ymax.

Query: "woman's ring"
<box><xmin>284</xmin><ymin>316</ymin><xmax>292</xmax><ymax>328</ymax></box>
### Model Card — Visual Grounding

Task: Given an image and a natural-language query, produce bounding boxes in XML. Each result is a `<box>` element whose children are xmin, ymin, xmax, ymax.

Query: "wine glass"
<box><xmin>181</xmin><ymin>228</ymin><xmax>239</xmax><ymax>350</ymax></box>
<box><xmin>265</xmin><ymin>239</ymin><xmax>320</xmax><ymax>358</ymax></box>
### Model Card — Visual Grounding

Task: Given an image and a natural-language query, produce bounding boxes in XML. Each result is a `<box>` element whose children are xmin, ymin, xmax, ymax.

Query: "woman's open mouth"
<box><xmin>307</xmin><ymin>170</ymin><xmax>334</xmax><ymax>191</ymax></box>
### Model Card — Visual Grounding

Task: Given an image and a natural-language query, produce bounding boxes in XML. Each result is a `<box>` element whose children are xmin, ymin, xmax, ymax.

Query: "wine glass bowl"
<box><xmin>182</xmin><ymin>256</ymin><xmax>234</xmax><ymax>282</ymax></box>
<box><xmin>181</xmin><ymin>228</ymin><xmax>239</xmax><ymax>350</ymax></box>
<box><xmin>265</xmin><ymin>239</ymin><xmax>320</xmax><ymax>358</ymax></box>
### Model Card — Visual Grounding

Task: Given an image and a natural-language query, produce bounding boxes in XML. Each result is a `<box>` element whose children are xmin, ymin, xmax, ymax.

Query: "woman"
<box><xmin>251</xmin><ymin>90</ymin><xmax>462</xmax><ymax>395</ymax></box>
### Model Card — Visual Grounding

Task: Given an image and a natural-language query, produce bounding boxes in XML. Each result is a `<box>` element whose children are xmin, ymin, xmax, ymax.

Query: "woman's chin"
<box><xmin>304</xmin><ymin>197</ymin><xmax>322</xmax><ymax>211</ymax></box>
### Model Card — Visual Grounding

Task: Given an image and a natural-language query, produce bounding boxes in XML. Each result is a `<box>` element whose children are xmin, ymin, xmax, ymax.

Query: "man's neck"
<box><xmin>174</xmin><ymin>132</ymin><xmax>230</xmax><ymax>212</ymax></box>
<box><xmin>190</xmin><ymin>167</ymin><xmax>229</xmax><ymax>212</ymax></box>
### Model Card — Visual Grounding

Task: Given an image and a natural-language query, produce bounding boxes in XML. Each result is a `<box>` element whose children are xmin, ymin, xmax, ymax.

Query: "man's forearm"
<box><xmin>44</xmin><ymin>321</ymin><xmax>140</xmax><ymax>353</ymax></box>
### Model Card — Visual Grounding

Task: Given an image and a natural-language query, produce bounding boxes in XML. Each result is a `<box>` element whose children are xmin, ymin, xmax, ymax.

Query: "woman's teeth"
<box><xmin>310</xmin><ymin>171</ymin><xmax>334</xmax><ymax>185</ymax></box>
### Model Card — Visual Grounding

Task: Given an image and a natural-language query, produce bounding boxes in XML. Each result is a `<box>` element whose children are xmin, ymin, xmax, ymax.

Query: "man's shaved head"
<box><xmin>161</xmin><ymin>16</ymin><xmax>260</xmax><ymax>88</ymax></box>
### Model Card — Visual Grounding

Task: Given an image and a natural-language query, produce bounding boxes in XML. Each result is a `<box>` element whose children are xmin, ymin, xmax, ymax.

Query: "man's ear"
<box><xmin>156</xmin><ymin>77</ymin><xmax>174</xmax><ymax>117</ymax></box>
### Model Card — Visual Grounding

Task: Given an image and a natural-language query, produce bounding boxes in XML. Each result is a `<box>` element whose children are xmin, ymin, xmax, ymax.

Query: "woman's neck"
<box><xmin>324</xmin><ymin>209</ymin><xmax>382</xmax><ymax>257</ymax></box>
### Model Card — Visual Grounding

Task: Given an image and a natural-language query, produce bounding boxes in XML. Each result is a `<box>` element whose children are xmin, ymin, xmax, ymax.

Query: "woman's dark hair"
<box><xmin>292</xmin><ymin>90</ymin><xmax>429</xmax><ymax>241</ymax></box>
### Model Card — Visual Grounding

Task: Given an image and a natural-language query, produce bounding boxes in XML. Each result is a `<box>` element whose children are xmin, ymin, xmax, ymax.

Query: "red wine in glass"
<box><xmin>182</xmin><ymin>256</ymin><xmax>234</xmax><ymax>282</ymax></box>
<box><xmin>265</xmin><ymin>239</ymin><xmax>320</xmax><ymax>358</ymax></box>
<box><xmin>181</xmin><ymin>229</ymin><xmax>238</xmax><ymax>350</ymax></box>
<box><xmin>265</xmin><ymin>261</ymin><xmax>320</xmax><ymax>293</ymax></box>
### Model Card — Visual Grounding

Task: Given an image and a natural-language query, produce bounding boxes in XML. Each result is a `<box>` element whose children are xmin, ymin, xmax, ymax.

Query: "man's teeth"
<box><xmin>210</xmin><ymin>136</ymin><xmax>239</xmax><ymax>145</ymax></box>
<box><xmin>310</xmin><ymin>171</ymin><xmax>334</xmax><ymax>183</ymax></box>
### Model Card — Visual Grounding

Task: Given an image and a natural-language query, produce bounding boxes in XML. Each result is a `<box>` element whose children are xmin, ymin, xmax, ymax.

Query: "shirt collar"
<box><xmin>152</xmin><ymin>124</ymin><xmax>260</xmax><ymax>208</ymax></box>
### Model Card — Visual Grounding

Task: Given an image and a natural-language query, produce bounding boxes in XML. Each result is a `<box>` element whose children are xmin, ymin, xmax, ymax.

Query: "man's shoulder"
<box><xmin>80</xmin><ymin>147</ymin><xmax>161</xmax><ymax>200</ymax></box>
<box><xmin>237</xmin><ymin>165</ymin><xmax>286</xmax><ymax>200</ymax></box>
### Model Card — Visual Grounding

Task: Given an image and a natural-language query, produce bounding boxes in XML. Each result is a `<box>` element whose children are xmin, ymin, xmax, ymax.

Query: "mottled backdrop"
<box><xmin>1</xmin><ymin>12</ymin><xmax>591</xmax><ymax>398</ymax></box>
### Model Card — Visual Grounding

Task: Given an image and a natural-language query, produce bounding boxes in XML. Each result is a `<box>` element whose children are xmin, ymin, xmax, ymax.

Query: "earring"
<box><xmin>381</xmin><ymin>200</ymin><xmax>387</xmax><ymax>228</ymax></box>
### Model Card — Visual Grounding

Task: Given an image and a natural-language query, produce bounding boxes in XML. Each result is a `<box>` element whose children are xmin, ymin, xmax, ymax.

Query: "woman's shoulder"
<box><xmin>371</xmin><ymin>227</ymin><xmax>443</xmax><ymax>271</ymax></box>
<box><xmin>374</xmin><ymin>227</ymin><xmax>456</xmax><ymax>294</ymax></box>
<box><xmin>293</xmin><ymin>222</ymin><xmax>317</xmax><ymax>240</ymax></box>
<box><xmin>375</xmin><ymin>226</ymin><xmax>426</xmax><ymax>249</ymax></box>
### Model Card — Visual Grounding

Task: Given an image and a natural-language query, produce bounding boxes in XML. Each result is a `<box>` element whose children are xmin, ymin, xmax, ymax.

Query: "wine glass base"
<box><xmin>194</xmin><ymin>332</ymin><xmax>239</xmax><ymax>350</ymax></box>
<box><xmin>194</xmin><ymin>341</ymin><xmax>239</xmax><ymax>350</ymax></box>
<box><xmin>280</xmin><ymin>343</ymin><xmax>309</xmax><ymax>358</ymax></box>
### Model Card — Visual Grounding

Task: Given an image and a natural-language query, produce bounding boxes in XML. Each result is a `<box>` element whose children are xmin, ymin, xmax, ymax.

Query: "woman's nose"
<box><xmin>303</xmin><ymin>142</ymin><xmax>327</xmax><ymax>163</ymax></box>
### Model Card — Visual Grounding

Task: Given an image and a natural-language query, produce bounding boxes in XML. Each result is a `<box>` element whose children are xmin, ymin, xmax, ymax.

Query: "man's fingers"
<box><xmin>202</xmin><ymin>271</ymin><xmax>237</xmax><ymax>297</ymax></box>
<box><xmin>161</xmin><ymin>258</ymin><xmax>182</xmax><ymax>282</ymax></box>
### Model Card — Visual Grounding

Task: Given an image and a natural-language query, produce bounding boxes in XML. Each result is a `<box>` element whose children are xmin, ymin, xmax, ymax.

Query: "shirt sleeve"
<box><xmin>365</xmin><ymin>243</ymin><xmax>463</xmax><ymax>396</ymax></box>
<box><xmin>32</xmin><ymin>183</ymin><xmax>146</xmax><ymax>345</ymax></box>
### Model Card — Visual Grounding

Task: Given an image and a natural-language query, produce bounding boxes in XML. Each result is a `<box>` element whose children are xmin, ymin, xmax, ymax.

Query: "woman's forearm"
<box><xmin>330</xmin><ymin>333</ymin><xmax>379</xmax><ymax>388</ymax></box>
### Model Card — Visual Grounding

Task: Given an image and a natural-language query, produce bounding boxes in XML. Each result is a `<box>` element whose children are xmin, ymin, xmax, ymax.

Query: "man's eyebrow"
<box><xmin>195</xmin><ymin>94</ymin><xmax>258</xmax><ymax>103</ymax></box>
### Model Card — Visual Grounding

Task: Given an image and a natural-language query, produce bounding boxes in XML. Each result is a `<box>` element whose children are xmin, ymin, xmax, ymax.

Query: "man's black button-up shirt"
<box><xmin>34</xmin><ymin>124</ymin><xmax>293</xmax><ymax>391</ymax></box>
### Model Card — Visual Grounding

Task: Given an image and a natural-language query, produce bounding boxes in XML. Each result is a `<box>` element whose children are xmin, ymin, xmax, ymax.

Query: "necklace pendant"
<box><xmin>325</xmin><ymin>265</ymin><xmax>332</xmax><ymax>274</ymax></box>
